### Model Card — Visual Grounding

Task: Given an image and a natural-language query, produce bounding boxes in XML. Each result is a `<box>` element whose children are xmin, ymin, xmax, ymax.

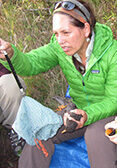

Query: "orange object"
<box><xmin>56</xmin><ymin>105</ymin><xmax>67</xmax><ymax>111</ymax></box>
<box><xmin>105</xmin><ymin>128</ymin><xmax>114</xmax><ymax>136</ymax></box>
<box><xmin>61</xmin><ymin>129</ymin><xmax>67</xmax><ymax>134</ymax></box>
<box><xmin>34</xmin><ymin>139</ymin><xmax>48</xmax><ymax>157</ymax></box>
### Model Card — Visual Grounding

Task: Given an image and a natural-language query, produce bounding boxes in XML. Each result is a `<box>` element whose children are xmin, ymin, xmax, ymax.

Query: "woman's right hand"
<box><xmin>63</xmin><ymin>109</ymin><xmax>87</xmax><ymax>130</ymax></box>
<box><xmin>0</xmin><ymin>38</ymin><xmax>14</xmax><ymax>60</ymax></box>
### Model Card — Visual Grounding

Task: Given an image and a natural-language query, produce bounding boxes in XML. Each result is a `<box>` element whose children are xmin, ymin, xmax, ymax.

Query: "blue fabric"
<box><xmin>50</xmin><ymin>86</ymin><xmax>90</xmax><ymax>168</ymax></box>
<box><xmin>12</xmin><ymin>96</ymin><xmax>63</xmax><ymax>145</ymax></box>
<box><xmin>50</xmin><ymin>137</ymin><xmax>90</xmax><ymax>168</ymax></box>
<box><xmin>65</xmin><ymin>85</ymin><xmax>71</xmax><ymax>98</ymax></box>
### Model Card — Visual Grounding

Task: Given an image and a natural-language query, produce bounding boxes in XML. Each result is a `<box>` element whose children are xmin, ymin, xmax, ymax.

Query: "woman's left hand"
<box><xmin>63</xmin><ymin>109</ymin><xmax>87</xmax><ymax>130</ymax></box>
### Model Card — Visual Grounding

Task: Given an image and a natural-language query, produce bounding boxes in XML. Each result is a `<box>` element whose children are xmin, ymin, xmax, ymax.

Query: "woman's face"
<box><xmin>53</xmin><ymin>13</ymin><xmax>89</xmax><ymax>56</ymax></box>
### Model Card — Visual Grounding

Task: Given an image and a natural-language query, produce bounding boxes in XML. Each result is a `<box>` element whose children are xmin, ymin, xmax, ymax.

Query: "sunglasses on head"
<box><xmin>54</xmin><ymin>1</ymin><xmax>76</xmax><ymax>11</ymax></box>
<box><xmin>54</xmin><ymin>0</ymin><xmax>90</xmax><ymax>21</ymax></box>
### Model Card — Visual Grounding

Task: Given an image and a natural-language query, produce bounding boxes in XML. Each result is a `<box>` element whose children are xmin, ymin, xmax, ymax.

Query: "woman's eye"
<box><xmin>64</xmin><ymin>32</ymin><xmax>69</xmax><ymax>34</ymax></box>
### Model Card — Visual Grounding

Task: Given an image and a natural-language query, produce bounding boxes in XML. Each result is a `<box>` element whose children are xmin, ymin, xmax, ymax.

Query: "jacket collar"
<box><xmin>86</xmin><ymin>22</ymin><xmax>113</xmax><ymax>73</ymax></box>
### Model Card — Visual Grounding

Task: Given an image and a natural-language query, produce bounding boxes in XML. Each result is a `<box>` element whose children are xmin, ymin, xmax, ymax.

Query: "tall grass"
<box><xmin>0</xmin><ymin>0</ymin><xmax>116</xmax><ymax>108</ymax></box>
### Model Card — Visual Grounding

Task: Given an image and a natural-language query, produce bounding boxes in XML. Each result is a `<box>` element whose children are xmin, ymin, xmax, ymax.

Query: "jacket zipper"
<box><xmin>82</xmin><ymin>42</ymin><xmax>113</xmax><ymax>106</ymax></box>
<box><xmin>82</xmin><ymin>79</ymin><xmax>85</xmax><ymax>86</ymax></box>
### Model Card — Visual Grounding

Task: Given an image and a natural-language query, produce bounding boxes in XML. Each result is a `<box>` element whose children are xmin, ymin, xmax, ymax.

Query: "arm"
<box><xmin>0</xmin><ymin>38</ymin><xmax>59</xmax><ymax>76</ymax></box>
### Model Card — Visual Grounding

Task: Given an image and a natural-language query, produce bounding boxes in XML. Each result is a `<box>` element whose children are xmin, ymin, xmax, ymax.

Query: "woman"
<box><xmin>0</xmin><ymin>0</ymin><xmax>117</xmax><ymax>168</ymax></box>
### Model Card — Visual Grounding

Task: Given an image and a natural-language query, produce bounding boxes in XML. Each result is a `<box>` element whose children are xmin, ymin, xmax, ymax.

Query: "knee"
<box><xmin>0</xmin><ymin>74</ymin><xmax>26</xmax><ymax>101</ymax></box>
<box><xmin>0</xmin><ymin>74</ymin><xmax>26</xmax><ymax>114</ymax></box>
<box><xmin>0</xmin><ymin>74</ymin><xmax>26</xmax><ymax>127</ymax></box>
<box><xmin>84</xmin><ymin>123</ymin><xmax>97</xmax><ymax>141</ymax></box>
<box><xmin>84</xmin><ymin>117</ymin><xmax>116</xmax><ymax>142</ymax></box>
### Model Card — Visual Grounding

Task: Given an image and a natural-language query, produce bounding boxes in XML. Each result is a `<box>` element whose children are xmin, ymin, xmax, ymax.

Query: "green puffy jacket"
<box><xmin>1</xmin><ymin>22</ymin><xmax>117</xmax><ymax>125</ymax></box>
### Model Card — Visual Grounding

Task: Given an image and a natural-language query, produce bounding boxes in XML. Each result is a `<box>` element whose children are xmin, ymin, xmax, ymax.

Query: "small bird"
<box><xmin>62</xmin><ymin>112</ymin><xmax>83</xmax><ymax>133</ymax></box>
<box><xmin>52</xmin><ymin>96</ymin><xmax>83</xmax><ymax>133</ymax></box>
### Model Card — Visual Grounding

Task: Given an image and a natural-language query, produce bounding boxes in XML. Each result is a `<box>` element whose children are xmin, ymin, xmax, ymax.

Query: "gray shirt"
<box><xmin>73</xmin><ymin>31</ymin><xmax>95</xmax><ymax>75</ymax></box>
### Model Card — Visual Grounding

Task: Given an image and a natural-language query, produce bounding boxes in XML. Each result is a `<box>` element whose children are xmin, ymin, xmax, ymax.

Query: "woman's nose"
<box><xmin>57</xmin><ymin>35</ymin><xmax>65</xmax><ymax>45</ymax></box>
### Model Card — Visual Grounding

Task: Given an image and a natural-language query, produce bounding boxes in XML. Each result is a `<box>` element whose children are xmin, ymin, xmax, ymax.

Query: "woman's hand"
<box><xmin>105</xmin><ymin>117</ymin><xmax>117</xmax><ymax>144</ymax></box>
<box><xmin>0</xmin><ymin>38</ymin><xmax>14</xmax><ymax>60</ymax></box>
<box><xmin>63</xmin><ymin>109</ymin><xmax>87</xmax><ymax>130</ymax></box>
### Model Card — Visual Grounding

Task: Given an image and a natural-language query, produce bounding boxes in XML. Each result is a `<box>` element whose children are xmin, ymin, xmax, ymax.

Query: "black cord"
<box><xmin>3</xmin><ymin>51</ymin><xmax>23</xmax><ymax>90</ymax></box>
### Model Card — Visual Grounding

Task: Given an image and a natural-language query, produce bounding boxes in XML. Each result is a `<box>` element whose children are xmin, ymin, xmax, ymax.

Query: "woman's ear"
<box><xmin>84</xmin><ymin>22</ymin><xmax>91</xmax><ymax>38</ymax></box>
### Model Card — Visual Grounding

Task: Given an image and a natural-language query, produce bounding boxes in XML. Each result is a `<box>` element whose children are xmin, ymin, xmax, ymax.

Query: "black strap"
<box><xmin>3</xmin><ymin>51</ymin><xmax>23</xmax><ymax>90</ymax></box>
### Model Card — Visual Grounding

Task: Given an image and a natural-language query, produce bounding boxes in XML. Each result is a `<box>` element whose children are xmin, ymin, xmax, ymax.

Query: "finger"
<box><xmin>0</xmin><ymin>38</ymin><xmax>10</xmax><ymax>50</ymax></box>
<box><xmin>0</xmin><ymin>49</ymin><xmax>7</xmax><ymax>59</ymax></box>
<box><xmin>5</xmin><ymin>46</ymin><xmax>14</xmax><ymax>58</ymax></box>
<box><xmin>0</xmin><ymin>44</ymin><xmax>7</xmax><ymax>57</ymax></box>
<box><xmin>71</xmin><ymin>109</ymin><xmax>86</xmax><ymax>116</ymax></box>
<box><xmin>0</xmin><ymin>44</ymin><xmax>13</xmax><ymax>59</ymax></box>
<box><xmin>75</xmin><ymin>120</ymin><xmax>83</xmax><ymax>129</ymax></box>
<box><xmin>70</xmin><ymin>109</ymin><xmax>79</xmax><ymax>114</ymax></box>
<box><xmin>0</xmin><ymin>53</ymin><xmax>6</xmax><ymax>59</ymax></box>
<box><xmin>63</xmin><ymin>113</ymin><xmax>70</xmax><ymax>126</ymax></box>
<box><xmin>64</xmin><ymin>113</ymin><xmax>77</xmax><ymax>126</ymax></box>
<box><xmin>70</xmin><ymin>109</ymin><xmax>86</xmax><ymax>128</ymax></box>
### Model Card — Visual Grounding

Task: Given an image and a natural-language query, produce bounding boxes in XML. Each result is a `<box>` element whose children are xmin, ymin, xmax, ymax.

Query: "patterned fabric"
<box><xmin>12</xmin><ymin>96</ymin><xmax>63</xmax><ymax>145</ymax></box>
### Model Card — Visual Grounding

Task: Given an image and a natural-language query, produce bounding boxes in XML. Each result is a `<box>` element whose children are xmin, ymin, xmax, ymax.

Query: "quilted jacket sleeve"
<box><xmin>0</xmin><ymin>42</ymin><xmax>59</xmax><ymax>76</ymax></box>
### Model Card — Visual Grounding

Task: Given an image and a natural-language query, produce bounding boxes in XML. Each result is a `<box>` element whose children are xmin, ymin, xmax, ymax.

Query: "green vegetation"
<box><xmin>0</xmin><ymin>0</ymin><xmax>117</xmax><ymax>109</ymax></box>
